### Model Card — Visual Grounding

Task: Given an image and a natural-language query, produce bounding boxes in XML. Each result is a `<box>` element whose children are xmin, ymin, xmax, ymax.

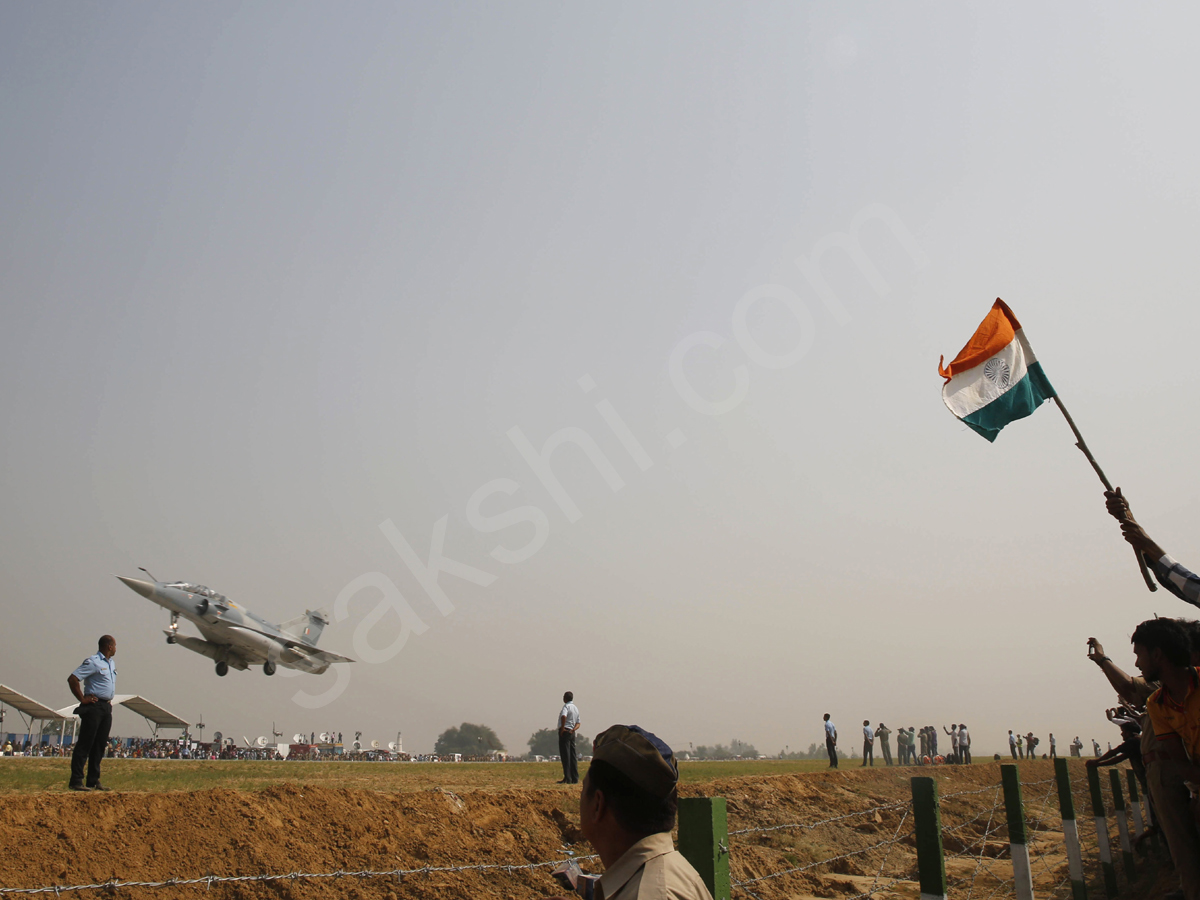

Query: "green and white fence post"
<box><xmin>1054</xmin><ymin>758</ymin><xmax>1087</xmax><ymax>900</ymax></box>
<box><xmin>1124</xmin><ymin>769</ymin><xmax>1158</xmax><ymax>853</ymax></box>
<box><xmin>1001</xmin><ymin>764</ymin><xmax>1035</xmax><ymax>900</ymax></box>
<box><xmin>1108</xmin><ymin>770</ymin><xmax>1135</xmax><ymax>880</ymax></box>
<box><xmin>1123</xmin><ymin>770</ymin><xmax>1144</xmax><ymax>842</ymax></box>
<box><xmin>678</xmin><ymin>797</ymin><xmax>730</xmax><ymax>900</ymax></box>
<box><xmin>1086</xmin><ymin>764</ymin><xmax>1119</xmax><ymax>897</ymax></box>
<box><xmin>911</xmin><ymin>776</ymin><xmax>947</xmax><ymax>900</ymax></box>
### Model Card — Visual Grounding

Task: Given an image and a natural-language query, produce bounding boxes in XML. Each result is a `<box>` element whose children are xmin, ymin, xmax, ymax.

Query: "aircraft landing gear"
<box><xmin>263</xmin><ymin>660</ymin><xmax>276</xmax><ymax>676</ymax></box>
<box><xmin>215</xmin><ymin>661</ymin><xmax>229</xmax><ymax>677</ymax></box>
<box><xmin>167</xmin><ymin>613</ymin><xmax>179</xmax><ymax>644</ymax></box>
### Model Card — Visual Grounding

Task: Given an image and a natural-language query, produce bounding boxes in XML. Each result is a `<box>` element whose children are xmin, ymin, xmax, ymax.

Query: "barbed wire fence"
<box><xmin>942</xmin><ymin>782</ymin><xmax>1009</xmax><ymax>900</ymax></box>
<box><xmin>728</xmin><ymin>796</ymin><xmax>915</xmax><ymax>900</ymax></box>
<box><xmin>0</xmin><ymin>760</ymin><xmax>1161</xmax><ymax>899</ymax></box>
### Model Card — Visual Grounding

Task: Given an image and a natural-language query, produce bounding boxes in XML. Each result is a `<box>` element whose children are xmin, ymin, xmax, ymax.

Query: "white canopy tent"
<box><xmin>55</xmin><ymin>694</ymin><xmax>189</xmax><ymax>739</ymax></box>
<box><xmin>0</xmin><ymin>684</ymin><xmax>73</xmax><ymax>746</ymax></box>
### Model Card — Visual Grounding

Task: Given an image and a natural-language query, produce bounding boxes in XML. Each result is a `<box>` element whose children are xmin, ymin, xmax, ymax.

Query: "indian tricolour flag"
<box><xmin>939</xmin><ymin>299</ymin><xmax>1056</xmax><ymax>442</ymax></box>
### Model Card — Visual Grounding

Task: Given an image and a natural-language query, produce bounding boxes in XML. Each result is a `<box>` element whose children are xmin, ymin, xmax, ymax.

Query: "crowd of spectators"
<box><xmin>0</xmin><ymin>735</ymin><xmax>533</xmax><ymax>763</ymax></box>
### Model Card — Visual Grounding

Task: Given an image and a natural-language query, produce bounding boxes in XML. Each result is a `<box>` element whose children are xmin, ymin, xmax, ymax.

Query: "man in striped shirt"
<box><xmin>1106</xmin><ymin>489</ymin><xmax>1200</xmax><ymax>608</ymax></box>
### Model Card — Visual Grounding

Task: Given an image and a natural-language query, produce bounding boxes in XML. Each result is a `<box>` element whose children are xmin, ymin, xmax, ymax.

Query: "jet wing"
<box><xmin>290</xmin><ymin>645</ymin><xmax>355</xmax><ymax>665</ymax></box>
<box><xmin>232</xmin><ymin>623</ymin><xmax>355</xmax><ymax>663</ymax></box>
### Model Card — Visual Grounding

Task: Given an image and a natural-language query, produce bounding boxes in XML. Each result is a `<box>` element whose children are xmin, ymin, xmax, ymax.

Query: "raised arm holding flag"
<box><xmin>1105</xmin><ymin>488</ymin><xmax>1200</xmax><ymax>609</ymax></box>
<box><xmin>939</xmin><ymin>299</ymin><xmax>1155</xmax><ymax>591</ymax></box>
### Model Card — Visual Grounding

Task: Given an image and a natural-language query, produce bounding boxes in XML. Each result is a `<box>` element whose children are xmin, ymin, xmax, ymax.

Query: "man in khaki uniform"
<box><xmin>567</xmin><ymin>724</ymin><xmax>712</xmax><ymax>900</ymax></box>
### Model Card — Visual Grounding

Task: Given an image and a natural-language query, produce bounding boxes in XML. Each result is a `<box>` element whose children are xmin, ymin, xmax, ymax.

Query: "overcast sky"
<box><xmin>3</xmin><ymin>2</ymin><xmax>1200</xmax><ymax>757</ymax></box>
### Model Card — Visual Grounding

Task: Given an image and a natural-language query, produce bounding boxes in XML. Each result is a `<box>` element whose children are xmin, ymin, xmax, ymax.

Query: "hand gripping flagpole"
<box><xmin>1051</xmin><ymin>395</ymin><xmax>1157</xmax><ymax>592</ymax></box>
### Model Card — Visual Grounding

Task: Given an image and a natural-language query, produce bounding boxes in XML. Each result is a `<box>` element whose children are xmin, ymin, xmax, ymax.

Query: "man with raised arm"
<box><xmin>876</xmin><ymin>723</ymin><xmax>893</xmax><ymax>766</ymax></box>
<box><xmin>1089</xmin><ymin>621</ymin><xmax>1200</xmax><ymax>900</ymax></box>
<box><xmin>943</xmin><ymin>723</ymin><xmax>959</xmax><ymax>764</ymax></box>
<box><xmin>1105</xmin><ymin>488</ymin><xmax>1200</xmax><ymax>608</ymax></box>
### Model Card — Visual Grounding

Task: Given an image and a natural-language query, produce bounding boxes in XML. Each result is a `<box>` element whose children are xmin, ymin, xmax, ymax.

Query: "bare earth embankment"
<box><xmin>0</xmin><ymin>759</ymin><xmax>1169</xmax><ymax>900</ymax></box>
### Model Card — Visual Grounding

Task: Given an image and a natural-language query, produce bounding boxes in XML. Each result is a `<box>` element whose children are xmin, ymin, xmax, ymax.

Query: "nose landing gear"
<box><xmin>263</xmin><ymin>660</ymin><xmax>276</xmax><ymax>676</ymax></box>
<box><xmin>166</xmin><ymin>613</ymin><xmax>179</xmax><ymax>644</ymax></box>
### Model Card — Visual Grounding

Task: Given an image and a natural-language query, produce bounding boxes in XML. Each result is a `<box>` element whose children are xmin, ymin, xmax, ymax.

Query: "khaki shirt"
<box><xmin>597</xmin><ymin>833</ymin><xmax>713</xmax><ymax>900</ymax></box>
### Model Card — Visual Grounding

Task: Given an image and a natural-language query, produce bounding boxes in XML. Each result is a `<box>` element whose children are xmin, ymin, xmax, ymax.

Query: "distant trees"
<box><xmin>693</xmin><ymin>739</ymin><xmax>760</xmax><ymax>760</ymax></box>
<box><xmin>434</xmin><ymin>723</ymin><xmax>504</xmax><ymax>756</ymax></box>
<box><xmin>527</xmin><ymin>728</ymin><xmax>591</xmax><ymax>759</ymax></box>
<box><xmin>777</xmin><ymin>742</ymin><xmax>847</xmax><ymax>760</ymax></box>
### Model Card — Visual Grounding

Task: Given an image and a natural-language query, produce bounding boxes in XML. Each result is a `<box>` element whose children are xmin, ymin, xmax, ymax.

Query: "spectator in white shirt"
<box><xmin>944</xmin><ymin>724</ymin><xmax>959</xmax><ymax>764</ymax></box>
<box><xmin>861</xmin><ymin>721</ymin><xmax>874</xmax><ymax>767</ymax></box>
<box><xmin>558</xmin><ymin>691</ymin><xmax>581</xmax><ymax>784</ymax></box>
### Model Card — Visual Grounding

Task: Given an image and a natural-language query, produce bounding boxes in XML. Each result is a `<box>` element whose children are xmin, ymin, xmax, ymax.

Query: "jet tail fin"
<box><xmin>280</xmin><ymin>608</ymin><xmax>330</xmax><ymax>646</ymax></box>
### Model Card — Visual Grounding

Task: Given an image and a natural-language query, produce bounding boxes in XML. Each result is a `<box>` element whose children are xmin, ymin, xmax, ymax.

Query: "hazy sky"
<box><xmin>3</xmin><ymin>3</ymin><xmax>1200</xmax><ymax>757</ymax></box>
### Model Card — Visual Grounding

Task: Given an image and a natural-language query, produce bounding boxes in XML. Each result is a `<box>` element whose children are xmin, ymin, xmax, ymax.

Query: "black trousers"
<box><xmin>826</xmin><ymin>736</ymin><xmax>838</xmax><ymax>767</ymax></box>
<box><xmin>70</xmin><ymin>701</ymin><xmax>112</xmax><ymax>786</ymax></box>
<box><xmin>862</xmin><ymin>741</ymin><xmax>873</xmax><ymax>765</ymax></box>
<box><xmin>558</xmin><ymin>730</ymin><xmax>578</xmax><ymax>783</ymax></box>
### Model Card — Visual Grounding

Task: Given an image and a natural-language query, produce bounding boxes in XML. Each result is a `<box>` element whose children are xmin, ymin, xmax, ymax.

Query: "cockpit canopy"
<box><xmin>166</xmin><ymin>582</ymin><xmax>220</xmax><ymax>599</ymax></box>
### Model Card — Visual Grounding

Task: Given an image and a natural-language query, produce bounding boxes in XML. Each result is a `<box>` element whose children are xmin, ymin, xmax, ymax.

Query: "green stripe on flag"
<box><xmin>961</xmin><ymin>362</ymin><xmax>1055</xmax><ymax>442</ymax></box>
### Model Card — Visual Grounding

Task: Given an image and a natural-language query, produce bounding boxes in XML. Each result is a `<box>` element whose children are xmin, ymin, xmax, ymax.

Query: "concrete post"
<box><xmin>1086</xmin><ymin>764</ymin><xmax>1119</xmax><ymax>897</ymax></box>
<box><xmin>1124</xmin><ymin>770</ymin><xmax>1144</xmax><ymax>841</ymax></box>
<box><xmin>1108</xmin><ymin>769</ymin><xmax>1135</xmax><ymax>880</ymax></box>
<box><xmin>1001</xmin><ymin>764</ymin><xmax>1035</xmax><ymax>900</ymax></box>
<box><xmin>911</xmin><ymin>777</ymin><xmax>947</xmax><ymax>900</ymax></box>
<box><xmin>1054</xmin><ymin>758</ymin><xmax>1087</xmax><ymax>900</ymax></box>
<box><xmin>678</xmin><ymin>797</ymin><xmax>730</xmax><ymax>900</ymax></box>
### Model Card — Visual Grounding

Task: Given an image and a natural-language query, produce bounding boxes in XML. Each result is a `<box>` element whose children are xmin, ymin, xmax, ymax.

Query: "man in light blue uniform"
<box><xmin>67</xmin><ymin>635</ymin><xmax>117</xmax><ymax>791</ymax></box>
<box><xmin>558</xmin><ymin>691</ymin><xmax>581</xmax><ymax>784</ymax></box>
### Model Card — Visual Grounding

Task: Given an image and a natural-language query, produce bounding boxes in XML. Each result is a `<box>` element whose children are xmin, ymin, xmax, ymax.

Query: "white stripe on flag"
<box><xmin>942</xmin><ymin>330</ymin><xmax>1037</xmax><ymax>418</ymax></box>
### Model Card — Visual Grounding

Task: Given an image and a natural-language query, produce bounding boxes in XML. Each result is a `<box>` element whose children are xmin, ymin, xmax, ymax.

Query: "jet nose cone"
<box><xmin>116</xmin><ymin>576</ymin><xmax>155</xmax><ymax>599</ymax></box>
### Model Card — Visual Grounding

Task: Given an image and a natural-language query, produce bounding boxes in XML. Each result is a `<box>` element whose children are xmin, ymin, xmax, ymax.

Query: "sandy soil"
<box><xmin>0</xmin><ymin>761</ymin><xmax>1167</xmax><ymax>900</ymax></box>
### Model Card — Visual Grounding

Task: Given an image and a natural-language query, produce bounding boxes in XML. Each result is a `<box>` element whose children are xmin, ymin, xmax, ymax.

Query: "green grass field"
<box><xmin>0</xmin><ymin>757</ymin><xmax>858</xmax><ymax>793</ymax></box>
<box><xmin>0</xmin><ymin>756</ymin><xmax>1000</xmax><ymax>794</ymax></box>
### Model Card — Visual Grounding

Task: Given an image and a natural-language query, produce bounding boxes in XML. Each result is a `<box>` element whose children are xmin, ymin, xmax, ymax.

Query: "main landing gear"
<box><xmin>166</xmin><ymin>613</ymin><xmax>179</xmax><ymax>644</ymax></box>
<box><xmin>215</xmin><ymin>661</ymin><xmax>229</xmax><ymax>677</ymax></box>
<box><xmin>263</xmin><ymin>660</ymin><xmax>276</xmax><ymax>676</ymax></box>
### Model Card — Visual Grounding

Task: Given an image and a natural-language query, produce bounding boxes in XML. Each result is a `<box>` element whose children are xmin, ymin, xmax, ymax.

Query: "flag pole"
<box><xmin>1052</xmin><ymin>395</ymin><xmax>1156</xmax><ymax>592</ymax></box>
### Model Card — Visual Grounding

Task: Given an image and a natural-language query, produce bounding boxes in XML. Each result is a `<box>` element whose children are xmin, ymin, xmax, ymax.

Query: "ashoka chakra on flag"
<box><xmin>938</xmin><ymin>299</ymin><xmax>1056</xmax><ymax>442</ymax></box>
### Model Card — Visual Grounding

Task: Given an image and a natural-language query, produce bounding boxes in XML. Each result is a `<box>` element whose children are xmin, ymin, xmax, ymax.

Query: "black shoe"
<box><xmin>88</xmin><ymin>783</ymin><xmax>112</xmax><ymax>791</ymax></box>
<box><xmin>556</xmin><ymin>779</ymin><xmax>568</xmax><ymax>784</ymax></box>
<box><xmin>69</xmin><ymin>783</ymin><xmax>91</xmax><ymax>791</ymax></box>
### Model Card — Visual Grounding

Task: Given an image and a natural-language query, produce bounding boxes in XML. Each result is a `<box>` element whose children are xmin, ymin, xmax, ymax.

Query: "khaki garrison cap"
<box><xmin>591</xmin><ymin>725</ymin><xmax>679</xmax><ymax>799</ymax></box>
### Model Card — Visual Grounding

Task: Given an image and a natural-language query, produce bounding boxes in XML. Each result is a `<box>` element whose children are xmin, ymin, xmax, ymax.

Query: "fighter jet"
<box><xmin>116</xmin><ymin>569</ymin><xmax>354</xmax><ymax>677</ymax></box>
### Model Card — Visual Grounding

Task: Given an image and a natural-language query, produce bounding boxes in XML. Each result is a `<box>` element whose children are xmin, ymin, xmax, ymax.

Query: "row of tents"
<box><xmin>0</xmin><ymin>683</ymin><xmax>188</xmax><ymax>746</ymax></box>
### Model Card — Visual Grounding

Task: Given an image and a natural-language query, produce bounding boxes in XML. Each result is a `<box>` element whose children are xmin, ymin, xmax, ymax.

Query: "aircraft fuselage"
<box><xmin>116</xmin><ymin>576</ymin><xmax>348</xmax><ymax>676</ymax></box>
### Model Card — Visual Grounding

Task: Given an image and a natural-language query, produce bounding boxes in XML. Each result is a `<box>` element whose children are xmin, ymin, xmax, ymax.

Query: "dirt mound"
<box><xmin>0</xmin><ymin>763</ymin><xmax>1076</xmax><ymax>900</ymax></box>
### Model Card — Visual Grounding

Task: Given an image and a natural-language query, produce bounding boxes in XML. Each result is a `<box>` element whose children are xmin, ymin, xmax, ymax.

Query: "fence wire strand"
<box><xmin>0</xmin><ymin>856</ymin><xmax>600</xmax><ymax>897</ymax></box>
